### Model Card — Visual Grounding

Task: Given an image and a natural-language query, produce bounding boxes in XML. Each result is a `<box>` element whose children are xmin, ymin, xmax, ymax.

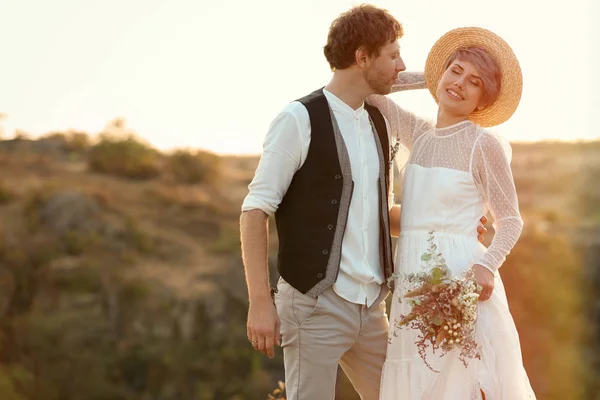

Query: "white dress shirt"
<box><xmin>242</xmin><ymin>89</ymin><xmax>394</xmax><ymax>306</ymax></box>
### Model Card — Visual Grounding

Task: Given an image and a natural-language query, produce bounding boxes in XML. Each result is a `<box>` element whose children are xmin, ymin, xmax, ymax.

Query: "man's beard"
<box><xmin>364</xmin><ymin>66</ymin><xmax>392</xmax><ymax>95</ymax></box>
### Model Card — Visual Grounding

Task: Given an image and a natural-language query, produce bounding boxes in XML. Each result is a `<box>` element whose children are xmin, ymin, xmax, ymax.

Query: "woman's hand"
<box><xmin>473</xmin><ymin>264</ymin><xmax>494</xmax><ymax>301</ymax></box>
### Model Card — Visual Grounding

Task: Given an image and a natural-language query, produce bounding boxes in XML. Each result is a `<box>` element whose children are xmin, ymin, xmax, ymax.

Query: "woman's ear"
<box><xmin>477</xmin><ymin>102</ymin><xmax>490</xmax><ymax>111</ymax></box>
<box><xmin>476</xmin><ymin>98</ymin><xmax>489</xmax><ymax>111</ymax></box>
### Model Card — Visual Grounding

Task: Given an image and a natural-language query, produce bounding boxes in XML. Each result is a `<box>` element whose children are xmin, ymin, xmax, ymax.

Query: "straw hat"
<box><xmin>424</xmin><ymin>27</ymin><xmax>522</xmax><ymax>127</ymax></box>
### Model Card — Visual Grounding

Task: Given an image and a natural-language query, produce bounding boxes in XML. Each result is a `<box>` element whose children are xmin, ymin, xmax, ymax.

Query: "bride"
<box><xmin>368</xmin><ymin>27</ymin><xmax>536</xmax><ymax>399</ymax></box>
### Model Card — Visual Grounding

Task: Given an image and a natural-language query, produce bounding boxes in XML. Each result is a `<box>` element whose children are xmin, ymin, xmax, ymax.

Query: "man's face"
<box><xmin>363</xmin><ymin>40</ymin><xmax>406</xmax><ymax>95</ymax></box>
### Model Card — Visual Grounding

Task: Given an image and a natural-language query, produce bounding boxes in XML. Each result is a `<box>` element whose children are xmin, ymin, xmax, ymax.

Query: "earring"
<box><xmin>477</xmin><ymin>106</ymin><xmax>484</xmax><ymax>111</ymax></box>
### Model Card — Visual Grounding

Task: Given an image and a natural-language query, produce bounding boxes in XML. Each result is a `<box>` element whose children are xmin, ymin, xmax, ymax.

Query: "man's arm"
<box><xmin>239</xmin><ymin>104</ymin><xmax>307</xmax><ymax>358</ymax></box>
<box><xmin>240</xmin><ymin>210</ymin><xmax>271</xmax><ymax>301</ymax></box>
<box><xmin>240</xmin><ymin>209</ymin><xmax>279</xmax><ymax>358</ymax></box>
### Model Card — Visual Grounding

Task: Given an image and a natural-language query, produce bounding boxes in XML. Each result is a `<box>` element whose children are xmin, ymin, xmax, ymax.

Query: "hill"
<box><xmin>0</xmin><ymin>133</ymin><xmax>597</xmax><ymax>400</ymax></box>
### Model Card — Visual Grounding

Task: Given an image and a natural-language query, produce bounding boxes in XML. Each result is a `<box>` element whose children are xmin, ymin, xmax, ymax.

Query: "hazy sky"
<box><xmin>0</xmin><ymin>0</ymin><xmax>596</xmax><ymax>154</ymax></box>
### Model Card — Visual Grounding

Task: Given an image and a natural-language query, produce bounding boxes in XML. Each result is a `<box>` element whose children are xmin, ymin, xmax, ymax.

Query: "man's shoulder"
<box><xmin>278</xmin><ymin>100</ymin><xmax>309</xmax><ymax>120</ymax></box>
<box><xmin>295</xmin><ymin>88</ymin><xmax>326</xmax><ymax>105</ymax></box>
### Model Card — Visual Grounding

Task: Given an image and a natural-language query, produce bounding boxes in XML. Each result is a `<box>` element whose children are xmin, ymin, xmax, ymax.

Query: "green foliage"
<box><xmin>165</xmin><ymin>149</ymin><xmax>221</xmax><ymax>185</ymax></box>
<box><xmin>0</xmin><ymin>134</ymin><xmax>594</xmax><ymax>399</ymax></box>
<box><xmin>0</xmin><ymin>181</ymin><xmax>14</xmax><ymax>204</ymax></box>
<box><xmin>121</xmin><ymin>216</ymin><xmax>154</xmax><ymax>254</ymax></box>
<box><xmin>502</xmin><ymin>229</ymin><xmax>586</xmax><ymax>400</ymax></box>
<box><xmin>64</xmin><ymin>132</ymin><xmax>91</xmax><ymax>152</ymax></box>
<box><xmin>0</xmin><ymin>231</ymin><xmax>61</xmax><ymax>316</ymax></box>
<box><xmin>0</xmin><ymin>178</ymin><xmax>269</xmax><ymax>400</ymax></box>
<box><xmin>209</xmin><ymin>226</ymin><xmax>240</xmax><ymax>254</ymax></box>
<box><xmin>88</xmin><ymin>133</ymin><xmax>161</xmax><ymax>180</ymax></box>
<box><xmin>43</xmin><ymin>131</ymin><xmax>91</xmax><ymax>153</ymax></box>
<box><xmin>0</xmin><ymin>365</ymin><xmax>31</xmax><ymax>400</ymax></box>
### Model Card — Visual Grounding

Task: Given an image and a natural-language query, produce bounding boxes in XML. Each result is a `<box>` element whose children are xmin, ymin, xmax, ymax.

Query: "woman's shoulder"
<box><xmin>418</xmin><ymin>118</ymin><xmax>435</xmax><ymax>131</ymax></box>
<box><xmin>472</xmin><ymin>125</ymin><xmax>513</xmax><ymax>162</ymax></box>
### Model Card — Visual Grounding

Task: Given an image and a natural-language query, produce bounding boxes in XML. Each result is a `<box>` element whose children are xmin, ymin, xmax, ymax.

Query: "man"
<box><xmin>240</xmin><ymin>5</ymin><xmax>487</xmax><ymax>399</ymax></box>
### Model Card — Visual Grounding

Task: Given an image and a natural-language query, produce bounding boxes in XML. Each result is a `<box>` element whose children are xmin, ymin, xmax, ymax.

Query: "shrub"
<box><xmin>88</xmin><ymin>134</ymin><xmax>160</xmax><ymax>180</ymax></box>
<box><xmin>0</xmin><ymin>182</ymin><xmax>14</xmax><ymax>204</ymax></box>
<box><xmin>43</xmin><ymin>131</ymin><xmax>90</xmax><ymax>153</ymax></box>
<box><xmin>165</xmin><ymin>149</ymin><xmax>220</xmax><ymax>185</ymax></box>
<box><xmin>209</xmin><ymin>226</ymin><xmax>240</xmax><ymax>254</ymax></box>
<box><xmin>64</xmin><ymin>131</ymin><xmax>91</xmax><ymax>152</ymax></box>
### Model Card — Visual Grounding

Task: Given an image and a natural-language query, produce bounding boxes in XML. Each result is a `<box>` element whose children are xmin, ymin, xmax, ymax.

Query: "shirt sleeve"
<box><xmin>241</xmin><ymin>103</ymin><xmax>308</xmax><ymax>215</ymax></box>
<box><xmin>471</xmin><ymin>131</ymin><xmax>524</xmax><ymax>273</ymax></box>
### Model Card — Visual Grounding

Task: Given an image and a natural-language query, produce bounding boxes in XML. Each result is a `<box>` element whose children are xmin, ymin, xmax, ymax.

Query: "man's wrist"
<box><xmin>250</xmin><ymin>292</ymin><xmax>274</xmax><ymax>304</ymax></box>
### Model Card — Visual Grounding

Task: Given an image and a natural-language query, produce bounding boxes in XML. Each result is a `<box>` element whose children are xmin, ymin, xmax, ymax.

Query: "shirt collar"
<box><xmin>323</xmin><ymin>88</ymin><xmax>366</xmax><ymax>119</ymax></box>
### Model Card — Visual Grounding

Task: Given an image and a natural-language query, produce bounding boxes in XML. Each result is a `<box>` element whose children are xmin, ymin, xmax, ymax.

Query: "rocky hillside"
<box><xmin>0</xmin><ymin>132</ymin><xmax>597</xmax><ymax>400</ymax></box>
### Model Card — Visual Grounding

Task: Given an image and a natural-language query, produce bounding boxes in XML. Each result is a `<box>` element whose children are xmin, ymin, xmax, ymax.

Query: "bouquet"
<box><xmin>389</xmin><ymin>232</ymin><xmax>481</xmax><ymax>372</ymax></box>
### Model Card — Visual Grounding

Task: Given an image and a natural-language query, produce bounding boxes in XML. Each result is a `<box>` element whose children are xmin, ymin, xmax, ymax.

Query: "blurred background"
<box><xmin>0</xmin><ymin>0</ymin><xmax>597</xmax><ymax>399</ymax></box>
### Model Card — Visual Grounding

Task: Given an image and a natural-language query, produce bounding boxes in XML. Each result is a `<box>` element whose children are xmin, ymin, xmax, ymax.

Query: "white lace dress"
<box><xmin>367</xmin><ymin>94</ymin><xmax>536</xmax><ymax>399</ymax></box>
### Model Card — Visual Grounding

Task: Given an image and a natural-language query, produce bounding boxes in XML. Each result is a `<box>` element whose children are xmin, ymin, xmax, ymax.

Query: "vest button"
<box><xmin>331</xmin><ymin>199</ymin><xmax>338</xmax><ymax>205</ymax></box>
<box><xmin>317</xmin><ymin>273</ymin><xmax>324</xmax><ymax>279</ymax></box>
<box><xmin>334</xmin><ymin>174</ymin><xmax>342</xmax><ymax>179</ymax></box>
<box><xmin>327</xmin><ymin>224</ymin><xmax>334</xmax><ymax>230</ymax></box>
<box><xmin>322</xmin><ymin>249</ymin><xmax>329</xmax><ymax>255</ymax></box>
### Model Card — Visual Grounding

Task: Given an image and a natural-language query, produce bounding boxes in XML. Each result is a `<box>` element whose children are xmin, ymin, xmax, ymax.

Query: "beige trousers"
<box><xmin>274</xmin><ymin>278</ymin><xmax>389</xmax><ymax>400</ymax></box>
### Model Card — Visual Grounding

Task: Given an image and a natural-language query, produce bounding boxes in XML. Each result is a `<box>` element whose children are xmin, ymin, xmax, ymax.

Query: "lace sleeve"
<box><xmin>366</xmin><ymin>72</ymin><xmax>427</xmax><ymax>153</ymax></box>
<box><xmin>471</xmin><ymin>131</ymin><xmax>524</xmax><ymax>273</ymax></box>
<box><xmin>391</xmin><ymin>71</ymin><xmax>427</xmax><ymax>92</ymax></box>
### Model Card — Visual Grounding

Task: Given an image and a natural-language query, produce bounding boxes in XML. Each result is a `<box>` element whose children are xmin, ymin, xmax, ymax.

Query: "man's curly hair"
<box><xmin>324</xmin><ymin>4</ymin><xmax>403</xmax><ymax>71</ymax></box>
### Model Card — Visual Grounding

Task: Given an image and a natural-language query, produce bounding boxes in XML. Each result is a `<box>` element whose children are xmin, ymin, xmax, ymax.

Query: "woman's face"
<box><xmin>435</xmin><ymin>59</ymin><xmax>486</xmax><ymax>118</ymax></box>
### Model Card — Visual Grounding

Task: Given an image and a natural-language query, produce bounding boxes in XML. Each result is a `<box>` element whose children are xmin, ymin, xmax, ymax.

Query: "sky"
<box><xmin>0</xmin><ymin>0</ymin><xmax>597</xmax><ymax>155</ymax></box>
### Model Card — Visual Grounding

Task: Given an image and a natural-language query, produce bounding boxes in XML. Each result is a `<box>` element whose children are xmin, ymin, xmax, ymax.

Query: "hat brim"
<box><xmin>424</xmin><ymin>27</ymin><xmax>522</xmax><ymax>127</ymax></box>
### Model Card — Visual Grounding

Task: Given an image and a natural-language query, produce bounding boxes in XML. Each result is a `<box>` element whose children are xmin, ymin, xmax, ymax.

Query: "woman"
<box><xmin>367</xmin><ymin>27</ymin><xmax>536</xmax><ymax>399</ymax></box>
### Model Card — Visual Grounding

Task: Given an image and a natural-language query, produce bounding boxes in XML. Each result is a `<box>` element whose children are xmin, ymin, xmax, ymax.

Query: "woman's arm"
<box><xmin>366</xmin><ymin>72</ymin><xmax>427</xmax><ymax>151</ymax></box>
<box><xmin>472</xmin><ymin>132</ymin><xmax>524</xmax><ymax>274</ymax></box>
<box><xmin>391</xmin><ymin>71</ymin><xmax>427</xmax><ymax>92</ymax></box>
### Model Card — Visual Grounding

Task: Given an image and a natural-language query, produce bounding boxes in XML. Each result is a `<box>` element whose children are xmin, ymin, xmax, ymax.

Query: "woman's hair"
<box><xmin>444</xmin><ymin>47</ymin><xmax>502</xmax><ymax>107</ymax></box>
<box><xmin>324</xmin><ymin>4</ymin><xmax>403</xmax><ymax>71</ymax></box>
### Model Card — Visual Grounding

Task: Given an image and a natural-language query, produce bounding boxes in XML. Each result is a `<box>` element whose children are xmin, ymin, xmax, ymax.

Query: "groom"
<box><xmin>240</xmin><ymin>4</ymin><xmax>487</xmax><ymax>399</ymax></box>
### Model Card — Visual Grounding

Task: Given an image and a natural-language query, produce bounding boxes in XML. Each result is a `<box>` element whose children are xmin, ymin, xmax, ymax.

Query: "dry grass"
<box><xmin>0</xmin><ymin>136</ymin><xmax>596</xmax><ymax>399</ymax></box>
<box><xmin>0</xmin><ymin>140</ymin><xmax>241</xmax><ymax>307</ymax></box>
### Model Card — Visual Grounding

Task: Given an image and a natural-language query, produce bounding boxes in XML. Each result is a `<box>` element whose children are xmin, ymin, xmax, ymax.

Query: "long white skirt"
<box><xmin>380</xmin><ymin>231</ymin><xmax>536</xmax><ymax>399</ymax></box>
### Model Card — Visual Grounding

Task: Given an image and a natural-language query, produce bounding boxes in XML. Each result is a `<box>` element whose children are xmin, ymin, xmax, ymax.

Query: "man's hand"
<box><xmin>247</xmin><ymin>297</ymin><xmax>280</xmax><ymax>359</ymax></box>
<box><xmin>473</xmin><ymin>264</ymin><xmax>494</xmax><ymax>301</ymax></box>
<box><xmin>477</xmin><ymin>216</ymin><xmax>488</xmax><ymax>243</ymax></box>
